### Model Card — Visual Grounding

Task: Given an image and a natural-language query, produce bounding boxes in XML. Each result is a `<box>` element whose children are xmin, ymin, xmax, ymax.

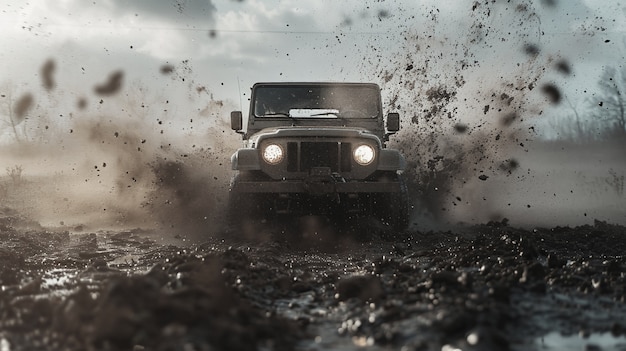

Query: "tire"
<box><xmin>227</xmin><ymin>175</ymin><xmax>254</xmax><ymax>231</ymax></box>
<box><xmin>227</xmin><ymin>173</ymin><xmax>273</xmax><ymax>234</ymax></box>
<box><xmin>375</xmin><ymin>175</ymin><xmax>410</xmax><ymax>231</ymax></box>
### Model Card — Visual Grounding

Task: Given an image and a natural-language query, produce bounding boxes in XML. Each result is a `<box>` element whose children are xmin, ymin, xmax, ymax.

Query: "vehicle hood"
<box><xmin>248</xmin><ymin>126</ymin><xmax>382</xmax><ymax>147</ymax></box>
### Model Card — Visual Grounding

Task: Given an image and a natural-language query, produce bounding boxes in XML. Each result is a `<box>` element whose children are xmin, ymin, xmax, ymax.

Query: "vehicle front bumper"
<box><xmin>231</xmin><ymin>179</ymin><xmax>403</xmax><ymax>194</ymax></box>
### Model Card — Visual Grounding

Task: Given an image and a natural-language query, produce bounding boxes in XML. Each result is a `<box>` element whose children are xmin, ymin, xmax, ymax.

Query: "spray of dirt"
<box><xmin>359</xmin><ymin>1</ymin><xmax>584</xmax><ymax>229</ymax></box>
<box><xmin>0</xmin><ymin>58</ymin><xmax>239</xmax><ymax>237</ymax></box>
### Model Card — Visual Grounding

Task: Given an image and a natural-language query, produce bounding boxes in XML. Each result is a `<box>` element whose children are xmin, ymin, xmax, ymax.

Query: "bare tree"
<box><xmin>565</xmin><ymin>96</ymin><xmax>589</xmax><ymax>142</ymax></box>
<box><xmin>544</xmin><ymin>95</ymin><xmax>605</xmax><ymax>142</ymax></box>
<box><xmin>589</xmin><ymin>66</ymin><xmax>626</xmax><ymax>139</ymax></box>
<box><xmin>6</xmin><ymin>165</ymin><xmax>24</xmax><ymax>185</ymax></box>
<box><xmin>0</xmin><ymin>82</ymin><xmax>34</xmax><ymax>143</ymax></box>
<box><xmin>1</xmin><ymin>86</ymin><xmax>19</xmax><ymax>142</ymax></box>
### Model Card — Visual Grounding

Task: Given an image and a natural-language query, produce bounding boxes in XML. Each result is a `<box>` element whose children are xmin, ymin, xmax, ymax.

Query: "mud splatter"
<box><xmin>501</xmin><ymin>112</ymin><xmax>518</xmax><ymax>127</ymax></box>
<box><xmin>160</xmin><ymin>64</ymin><xmax>175</xmax><ymax>75</ymax></box>
<box><xmin>77</xmin><ymin>97</ymin><xmax>87</xmax><ymax>110</ymax></box>
<box><xmin>359</xmin><ymin>0</ymin><xmax>578</xmax><ymax>226</ymax></box>
<box><xmin>541</xmin><ymin>0</ymin><xmax>558</xmax><ymax>7</ymax></box>
<box><xmin>499</xmin><ymin>158</ymin><xmax>520</xmax><ymax>174</ymax></box>
<box><xmin>40</xmin><ymin>58</ymin><xmax>56</xmax><ymax>91</ymax></box>
<box><xmin>541</xmin><ymin>83</ymin><xmax>562</xmax><ymax>104</ymax></box>
<box><xmin>454</xmin><ymin>123</ymin><xmax>468</xmax><ymax>134</ymax></box>
<box><xmin>13</xmin><ymin>93</ymin><xmax>34</xmax><ymax>124</ymax></box>
<box><xmin>555</xmin><ymin>59</ymin><xmax>572</xmax><ymax>75</ymax></box>
<box><xmin>523</xmin><ymin>43</ymin><xmax>540</xmax><ymax>57</ymax></box>
<box><xmin>94</xmin><ymin>70</ymin><xmax>124</xmax><ymax>96</ymax></box>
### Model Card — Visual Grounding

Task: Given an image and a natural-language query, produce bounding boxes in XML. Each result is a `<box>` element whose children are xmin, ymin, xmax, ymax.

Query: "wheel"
<box><xmin>375</xmin><ymin>175</ymin><xmax>410</xmax><ymax>231</ymax></box>
<box><xmin>226</xmin><ymin>173</ymin><xmax>274</xmax><ymax>236</ymax></box>
<box><xmin>227</xmin><ymin>174</ymin><xmax>256</xmax><ymax>231</ymax></box>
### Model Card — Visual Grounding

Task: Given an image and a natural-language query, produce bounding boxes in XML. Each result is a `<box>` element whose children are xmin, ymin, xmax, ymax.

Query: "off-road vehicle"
<box><xmin>229</xmin><ymin>82</ymin><xmax>409</xmax><ymax>230</ymax></box>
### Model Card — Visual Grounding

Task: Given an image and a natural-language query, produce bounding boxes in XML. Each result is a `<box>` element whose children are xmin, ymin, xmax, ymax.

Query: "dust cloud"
<box><xmin>0</xmin><ymin>59</ymin><xmax>239</xmax><ymax>238</ymax></box>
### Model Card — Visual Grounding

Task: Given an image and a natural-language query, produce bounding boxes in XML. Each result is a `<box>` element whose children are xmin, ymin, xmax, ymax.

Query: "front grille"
<box><xmin>287</xmin><ymin>141</ymin><xmax>352</xmax><ymax>173</ymax></box>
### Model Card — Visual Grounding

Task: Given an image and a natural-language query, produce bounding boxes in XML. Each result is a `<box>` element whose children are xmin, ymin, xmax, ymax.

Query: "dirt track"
<box><xmin>1</xmin><ymin>207</ymin><xmax>625</xmax><ymax>351</ymax></box>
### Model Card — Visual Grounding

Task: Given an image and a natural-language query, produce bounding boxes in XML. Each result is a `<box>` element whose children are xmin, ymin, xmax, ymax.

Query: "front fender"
<box><xmin>377</xmin><ymin>149</ymin><xmax>406</xmax><ymax>171</ymax></box>
<box><xmin>231</xmin><ymin>149</ymin><xmax>261</xmax><ymax>171</ymax></box>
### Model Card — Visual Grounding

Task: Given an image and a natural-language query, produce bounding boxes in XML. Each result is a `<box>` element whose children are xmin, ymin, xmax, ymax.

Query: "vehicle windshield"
<box><xmin>253</xmin><ymin>85</ymin><xmax>380</xmax><ymax>118</ymax></box>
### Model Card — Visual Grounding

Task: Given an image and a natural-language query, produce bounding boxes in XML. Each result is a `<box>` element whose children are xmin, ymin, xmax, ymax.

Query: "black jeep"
<box><xmin>229</xmin><ymin>82</ymin><xmax>409</xmax><ymax>230</ymax></box>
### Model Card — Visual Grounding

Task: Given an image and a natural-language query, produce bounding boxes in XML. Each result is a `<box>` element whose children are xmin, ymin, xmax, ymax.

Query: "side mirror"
<box><xmin>386</xmin><ymin>112</ymin><xmax>400</xmax><ymax>133</ymax></box>
<box><xmin>231</xmin><ymin>111</ymin><xmax>243</xmax><ymax>131</ymax></box>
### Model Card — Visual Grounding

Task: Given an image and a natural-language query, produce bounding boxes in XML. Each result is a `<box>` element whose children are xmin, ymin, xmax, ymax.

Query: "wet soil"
<box><xmin>1</xmin><ymin>209</ymin><xmax>625</xmax><ymax>351</ymax></box>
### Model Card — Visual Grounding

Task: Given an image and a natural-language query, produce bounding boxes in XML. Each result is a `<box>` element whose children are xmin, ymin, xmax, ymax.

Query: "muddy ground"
<box><xmin>1</xmin><ymin>207</ymin><xmax>625</xmax><ymax>351</ymax></box>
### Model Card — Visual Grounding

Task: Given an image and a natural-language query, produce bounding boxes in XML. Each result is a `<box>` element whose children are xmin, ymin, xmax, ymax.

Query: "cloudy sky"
<box><xmin>0</xmin><ymin>0</ymin><xmax>624</xmax><ymax>133</ymax></box>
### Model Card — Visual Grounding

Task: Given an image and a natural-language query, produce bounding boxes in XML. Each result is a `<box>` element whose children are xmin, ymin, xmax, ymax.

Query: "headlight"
<box><xmin>262</xmin><ymin>144</ymin><xmax>284</xmax><ymax>164</ymax></box>
<box><xmin>353</xmin><ymin>144</ymin><xmax>375</xmax><ymax>165</ymax></box>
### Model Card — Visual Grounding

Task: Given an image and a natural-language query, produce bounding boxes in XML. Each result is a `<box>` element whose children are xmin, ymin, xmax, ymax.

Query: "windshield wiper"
<box><xmin>308</xmin><ymin>112</ymin><xmax>339</xmax><ymax>117</ymax></box>
<box><xmin>262</xmin><ymin>112</ymin><xmax>291</xmax><ymax>117</ymax></box>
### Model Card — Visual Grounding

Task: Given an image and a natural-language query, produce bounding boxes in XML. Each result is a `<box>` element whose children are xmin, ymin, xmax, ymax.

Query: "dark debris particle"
<box><xmin>499</xmin><ymin>159</ymin><xmax>519</xmax><ymax>173</ymax></box>
<box><xmin>41</xmin><ymin>58</ymin><xmax>56</xmax><ymax>91</ymax></box>
<box><xmin>94</xmin><ymin>70</ymin><xmax>124</xmax><ymax>96</ymax></box>
<box><xmin>377</xmin><ymin>10</ymin><xmax>390</xmax><ymax>19</ymax></box>
<box><xmin>478</xmin><ymin>174</ymin><xmax>489</xmax><ymax>181</ymax></box>
<box><xmin>77</xmin><ymin>98</ymin><xmax>87</xmax><ymax>110</ymax></box>
<box><xmin>501</xmin><ymin>112</ymin><xmax>518</xmax><ymax>126</ymax></box>
<box><xmin>523</xmin><ymin>43</ymin><xmax>540</xmax><ymax>56</ymax></box>
<box><xmin>160</xmin><ymin>64</ymin><xmax>175</xmax><ymax>75</ymax></box>
<box><xmin>541</xmin><ymin>84</ymin><xmax>561</xmax><ymax>104</ymax></box>
<box><xmin>454</xmin><ymin>123</ymin><xmax>468</xmax><ymax>133</ymax></box>
<box><xmin>13</xmin><ymin>93</ymin><xmax>34</xmax><ymax>122</ymax></box>
<box><xmin>555</xmin><ymin>59</ymin><xmax>571</xmax><ymax>75</ymax></box>
<box><xmin>541</xmin><ymin>0</ymin><xmax>558</xmax><ymax>7</ymax></box>
<box><xmin>500</xmin><ymin>93</ymin><xmax>514</xmax><ymax>105</ymax></box>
